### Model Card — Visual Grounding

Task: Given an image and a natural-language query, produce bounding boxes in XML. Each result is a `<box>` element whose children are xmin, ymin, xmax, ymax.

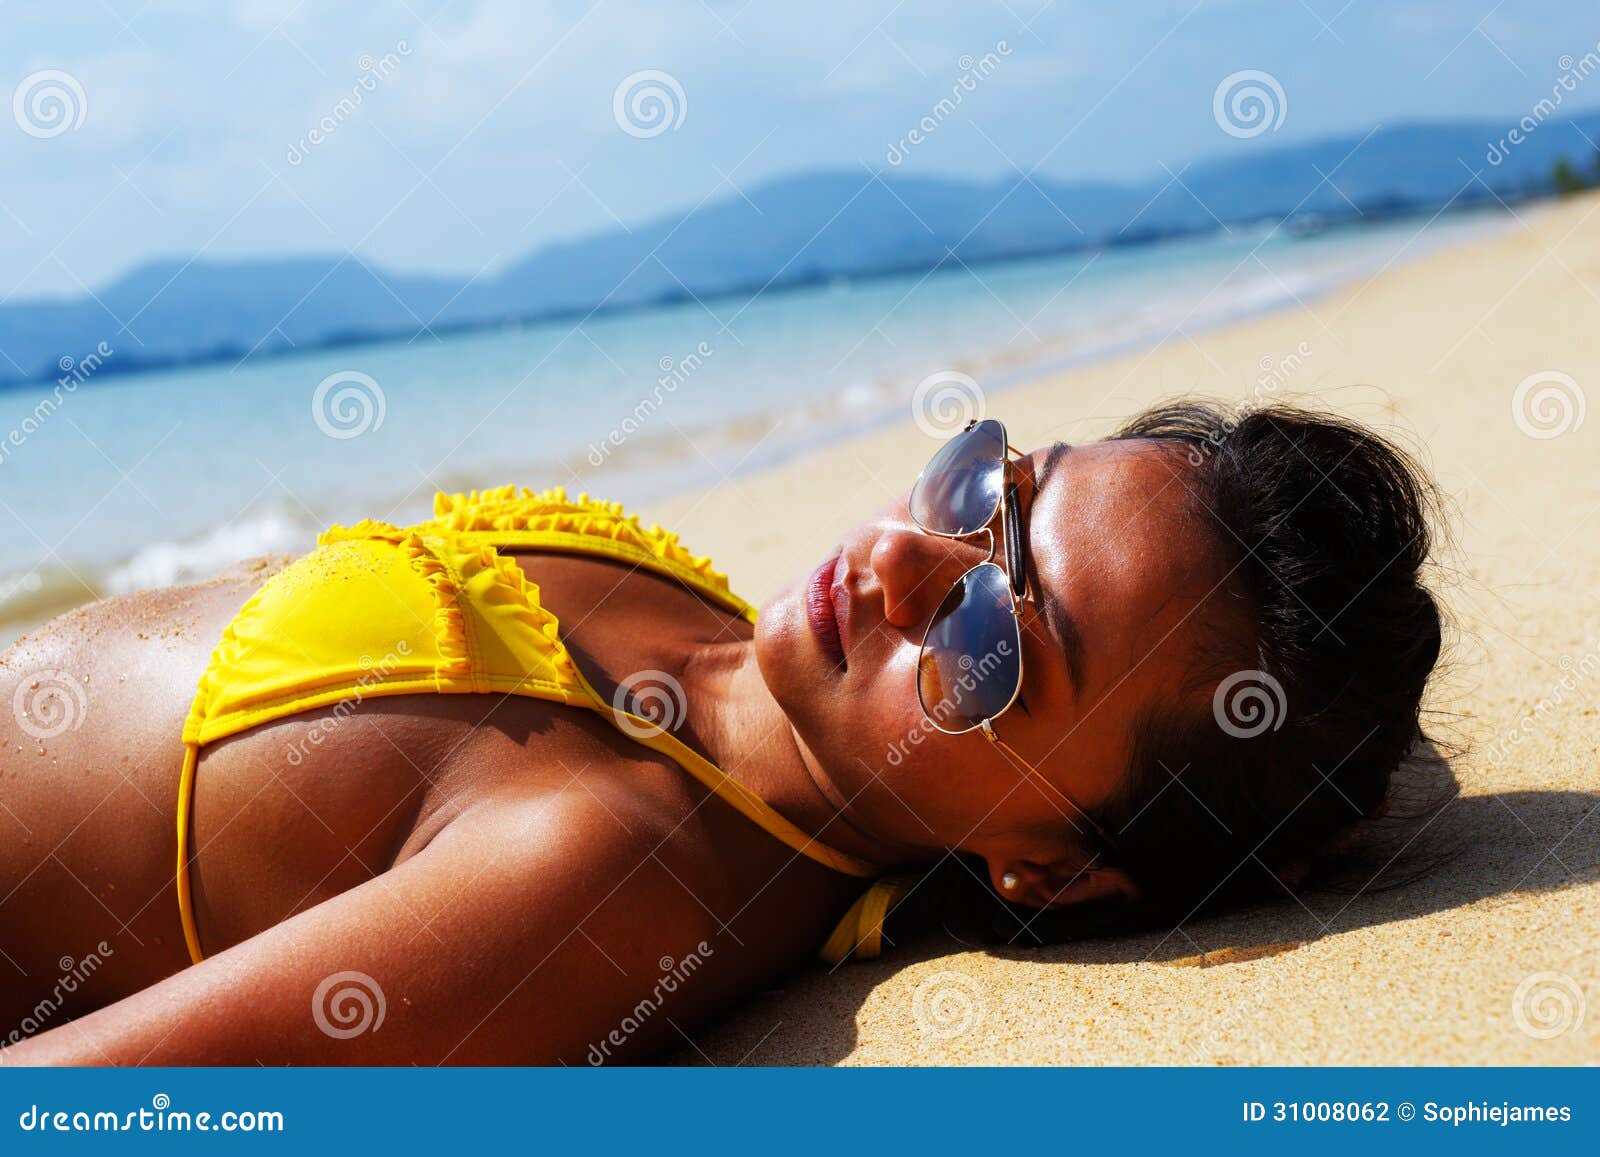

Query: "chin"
<box><xmin>754</xmin><ymin>585</ymin><xmax>854</xmax><ymax>765</ymax></box>
<box><xmin>753</xmin><ymin>585</ymin><xmax>808</xmax><ymax>708</ymax></box>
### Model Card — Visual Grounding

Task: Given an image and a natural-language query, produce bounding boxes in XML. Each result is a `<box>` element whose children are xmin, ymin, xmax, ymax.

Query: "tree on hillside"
<box><xmin>1552</xmin><ymin>156</ymin><xmax>1590</xmax><ymax>196</ymax></box>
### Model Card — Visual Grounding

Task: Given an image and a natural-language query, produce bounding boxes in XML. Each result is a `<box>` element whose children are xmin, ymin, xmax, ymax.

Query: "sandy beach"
<box><xmin>650</xmin><ymin>193</ymin><xmax>1600</xmax><ymax>1065</ymax></box>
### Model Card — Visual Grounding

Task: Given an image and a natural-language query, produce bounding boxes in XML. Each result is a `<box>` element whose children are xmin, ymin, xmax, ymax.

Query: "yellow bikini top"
<box><xmin>176</xmin><ymin>486</ymin><xmax>907</xmax><ymax>967</ymax></box>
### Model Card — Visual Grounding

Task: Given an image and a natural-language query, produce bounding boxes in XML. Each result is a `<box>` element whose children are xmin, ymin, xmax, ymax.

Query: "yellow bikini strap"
<box><xmin>565</xmin><ymin>647</ymin><xmax>881</xmax><ymax>880</ymax></box>
<box><xmin>176</xmin><ymin>743</ymin><xmax>204</xmax><ymax>964</ymax></box>
<box><xmin>603</xmin><ymin>703</ymin><xmax>883</xmax><ymax>879</ymax></box>
<box><xmin>820</xmin><ymin>876</ymin><xmax>914</xmax><ymax>964</ymax></box>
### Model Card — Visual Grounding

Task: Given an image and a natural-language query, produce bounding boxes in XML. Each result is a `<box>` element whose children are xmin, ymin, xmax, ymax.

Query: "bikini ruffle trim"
<box><xmin>316</xmin><ymin>519</ymin><xmax>581</xmax><ymax>689</ymax></box>
<box><xmin>422</xmin><ymin>485</ymin><xmax>737</xmax><ymax>598</ymax></box>
<box><xmin>184</xmin><ymin>523</ymin><xmax>478</xmax><ymax>738</ymax></box>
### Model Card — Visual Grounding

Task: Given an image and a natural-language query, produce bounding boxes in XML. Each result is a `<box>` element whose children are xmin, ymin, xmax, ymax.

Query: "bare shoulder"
<box><xmin>204</xmin><ymin>553</ymin><xmax>296</xmax><ymax>584</ymax></box>
<box><xmin>2</xmin><ymin>565</ymin><xmax>271</xmax><ymax>673</ymax></box>
<box><xmin>431</xmin><ymin>754</ymin><xmax>735</xmax><ymax>942</ymax></box>
<box><xmin>1</xmin><ymin>571</ymin><xmax>267</xmax><ymax>748</ymax></box>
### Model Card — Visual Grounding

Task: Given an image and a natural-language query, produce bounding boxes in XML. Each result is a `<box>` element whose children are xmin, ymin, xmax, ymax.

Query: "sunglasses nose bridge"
<box><xmin>978</xmin><ymin>525</ymin><xmax>998</xmax><ymax>565</ymax></box>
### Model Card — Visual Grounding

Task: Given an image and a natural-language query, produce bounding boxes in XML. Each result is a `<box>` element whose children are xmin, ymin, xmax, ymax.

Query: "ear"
<box><xmin>989</xmin><ymin>856</ymin><xmax>1141</xmax><ymax>909</ymax></box>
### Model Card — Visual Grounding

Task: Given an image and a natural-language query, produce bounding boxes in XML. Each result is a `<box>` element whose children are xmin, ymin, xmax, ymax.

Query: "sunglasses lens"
<box><xmin>917</xmin><ymin>563</ymin><xmax>1023</xmax><ymax>733</ymax></box>
<box><xmin>909</xmin><ymin>419</ymin><xmax>1006</xmax><ymax>535</ymax></box>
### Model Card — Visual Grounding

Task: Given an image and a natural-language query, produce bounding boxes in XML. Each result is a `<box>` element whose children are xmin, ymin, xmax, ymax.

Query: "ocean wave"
<box><xmin>102</xmin><ymin>505</ymin><xmax>319</xmax><ymax>594</ymax></box>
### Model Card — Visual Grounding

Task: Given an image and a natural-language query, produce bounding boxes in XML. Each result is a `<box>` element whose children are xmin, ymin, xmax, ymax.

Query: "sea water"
<box><xmin>0</xmin><ymin>209</ymin><xmax>1506</xmax><ymax>635</ymax></box>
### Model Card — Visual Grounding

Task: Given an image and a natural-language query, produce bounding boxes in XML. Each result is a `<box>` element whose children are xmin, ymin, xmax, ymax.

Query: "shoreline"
<box><xmin>0</xmin><ymin>205</ymin><xmax>1522</xmax><ymax>649</ymax></box>
<box><xmin>0</xmin><ymin>199</ymin><xmax>1518</xmax><ymax>397</ymax></box>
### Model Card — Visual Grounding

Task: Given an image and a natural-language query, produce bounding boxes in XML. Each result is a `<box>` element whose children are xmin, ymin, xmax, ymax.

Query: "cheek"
<box><xmin>755</xmin><ymin>602</ymin><xmax>930</xmax><ymax>769</ymax></box>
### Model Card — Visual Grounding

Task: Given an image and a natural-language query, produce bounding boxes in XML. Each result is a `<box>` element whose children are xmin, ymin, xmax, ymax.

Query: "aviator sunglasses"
<box><xmin>907</xmin><ymin>418</ymin><xmax>1112</xmax><ymax>849</ymax></box>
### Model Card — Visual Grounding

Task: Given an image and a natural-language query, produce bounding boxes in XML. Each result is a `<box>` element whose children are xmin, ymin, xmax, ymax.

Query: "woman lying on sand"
<box><xmin>0</xmin><ymin>399</ymin><xmax>1441</xmax><ymax>1064</ymax></box>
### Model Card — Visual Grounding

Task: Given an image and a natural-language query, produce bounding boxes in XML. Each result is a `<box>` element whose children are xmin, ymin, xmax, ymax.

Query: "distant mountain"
<box><xmin>4</xmin><ymin>109</ymin><xmax>1598</xmax><ymax>389</ymax></box>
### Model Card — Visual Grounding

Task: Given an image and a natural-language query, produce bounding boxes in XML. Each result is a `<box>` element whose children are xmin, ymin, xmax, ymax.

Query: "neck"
<box><xmin>676</xmin><ymin>637</ymin><xmax>931</xmax><ymax>872</ymax></box>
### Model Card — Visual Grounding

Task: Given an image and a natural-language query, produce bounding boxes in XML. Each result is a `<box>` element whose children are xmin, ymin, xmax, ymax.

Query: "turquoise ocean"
<box><xmin>0</xmin><ymin>210</ymin><xmax>1505</xmax><ymax>636</ymax></box>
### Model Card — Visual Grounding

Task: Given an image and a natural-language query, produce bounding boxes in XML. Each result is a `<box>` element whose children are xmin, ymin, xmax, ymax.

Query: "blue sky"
<box><xmin>2</xmin><ymin>0</ymin><xmax>1595</xmax><ymax>299</ymax></box>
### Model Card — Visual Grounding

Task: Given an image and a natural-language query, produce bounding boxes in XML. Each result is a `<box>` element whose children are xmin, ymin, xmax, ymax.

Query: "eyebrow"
<box><xmin>1030</xmin><ymin>442</ymin><xmax>1086</xmax><ymax>697</ymax></box>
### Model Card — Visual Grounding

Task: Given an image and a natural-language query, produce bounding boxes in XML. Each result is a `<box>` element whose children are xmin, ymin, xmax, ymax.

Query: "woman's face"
<box><xmin>756</xmin><ymin>436</ymin><xmax>1232</xmax><ymax>909</ymax></box>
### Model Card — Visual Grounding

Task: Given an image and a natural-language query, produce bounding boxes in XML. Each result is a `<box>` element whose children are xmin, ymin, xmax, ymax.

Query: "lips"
<box><xmin>806</xmin><ymin>552</ymin><xmax>848</xmax><ymax>670</ymax></box>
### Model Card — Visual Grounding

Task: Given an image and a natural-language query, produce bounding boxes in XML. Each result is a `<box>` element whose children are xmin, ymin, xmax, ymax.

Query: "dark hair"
<box><xmin>905</xmin><ymin>398</ymin><xmax>1451</xmax><ymax>948</ymax></box>
<box><xmin>1087</xmin><ymin>399</ymin><xmax>1445</xmax><ymax>920</ymax></box>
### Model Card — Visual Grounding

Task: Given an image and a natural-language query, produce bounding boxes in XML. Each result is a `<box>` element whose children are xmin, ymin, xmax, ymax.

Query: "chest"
<box><xmin>505</xmin><ymin>550</ymin><xmax>753</xmax><ymax>694</ymax></box>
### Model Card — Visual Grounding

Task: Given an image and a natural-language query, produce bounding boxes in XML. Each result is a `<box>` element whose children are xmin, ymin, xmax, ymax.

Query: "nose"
<box><xmin>870</xmin><ymin>523</ymin><xmax>985</xmax><ymax>630</ymax></box>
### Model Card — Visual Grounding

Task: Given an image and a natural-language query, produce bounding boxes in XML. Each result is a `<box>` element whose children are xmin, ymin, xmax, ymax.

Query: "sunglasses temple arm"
<box><xmin>980</xmin><ymin>721</ymin><xmax>1111</xmax><ymax>851</ymax></box>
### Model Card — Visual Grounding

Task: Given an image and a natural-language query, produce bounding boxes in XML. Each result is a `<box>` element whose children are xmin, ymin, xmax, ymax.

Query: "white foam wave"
<box><xmin>104</xmin><ymin>506</ymin><xmax>318</xmax><ymax>595</ymax></box>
